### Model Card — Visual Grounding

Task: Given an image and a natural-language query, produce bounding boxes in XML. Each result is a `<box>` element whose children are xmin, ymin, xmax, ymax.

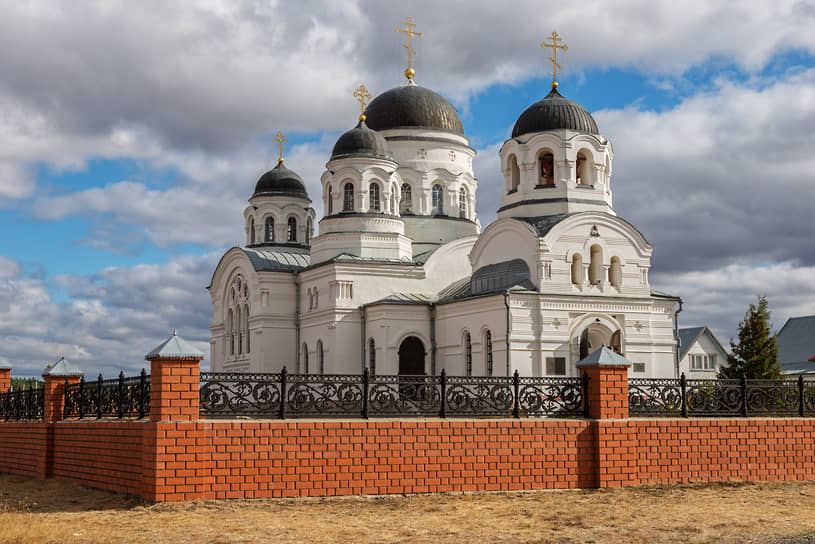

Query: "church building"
<box><xmin>208</xmin><ymin>30</ymin><xmax>681</xmax><ymax>379</ymax></box>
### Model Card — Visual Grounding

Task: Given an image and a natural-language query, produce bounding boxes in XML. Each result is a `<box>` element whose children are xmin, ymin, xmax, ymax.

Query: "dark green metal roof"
<box><xmin>330</xmin><ymin>120</ymin><xmax>392</xmax><ymax>161</ymax></box>
<box><xmin>252</xmin><ymin>161</ymin><xmax>310</xmax><ymax>200</ymax></box>
<box><xmin>241</xmin><ymin>246</ymin><xmax>310</xmax><ymax>272</ymax></box>
<box><xmin>512</xmin><ymin>88</ymin><xmax>598</xmax><ymax>138</ymax></box>
<box><xmin>364</xmin><ymin>83</ymin><xmax>464</xmax><ymax>135</ymax></box>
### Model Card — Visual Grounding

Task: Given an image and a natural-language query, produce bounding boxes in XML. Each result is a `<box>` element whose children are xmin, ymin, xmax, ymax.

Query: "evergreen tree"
<box><xmin>719</xmin><ymin>296</ymin><xmax>781</xmax><ymax>379</ymax></box>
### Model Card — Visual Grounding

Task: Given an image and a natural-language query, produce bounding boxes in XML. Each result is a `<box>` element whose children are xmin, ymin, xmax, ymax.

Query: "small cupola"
<box><xmin>512</xmin><ymin>87</ymin><xmax>599</xmax><ymax>138</ymax></box>
<box><xmin>252</xmin><ymin>161</ymin><xmax>310</xmax><ymax>201</ymax></box>
<box><xmin>330</xmin><ymin>119</ymin><xmax>392</xmax><ymax>161</ymax></box>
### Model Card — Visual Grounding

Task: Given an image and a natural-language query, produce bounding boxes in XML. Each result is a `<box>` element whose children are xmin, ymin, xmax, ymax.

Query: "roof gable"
<box><xmin>778</xmin><ymin>315</ymin><xmax>815</xmax><ymax>365</ymax></box>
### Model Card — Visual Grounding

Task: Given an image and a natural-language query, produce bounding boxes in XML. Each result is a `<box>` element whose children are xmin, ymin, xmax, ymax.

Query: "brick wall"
<box><xmin>0</xmin><ymin>423</ymin><xmax>50</xmax><ymax>478</ymax></box>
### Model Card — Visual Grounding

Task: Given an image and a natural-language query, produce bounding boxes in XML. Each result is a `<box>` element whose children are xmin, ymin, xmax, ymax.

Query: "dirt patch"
<box><xmin>1</xmin><ymin>475</ymin><xmax>815</xmax><ymax>543</ymax></box>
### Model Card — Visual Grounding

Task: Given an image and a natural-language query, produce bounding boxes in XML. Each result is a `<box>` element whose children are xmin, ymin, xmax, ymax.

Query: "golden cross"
<box><xmin>541</xmin><ymin>31</ymin><xmax>568</xmax><ymax>88</ymax></box>
<box><xmin>353</xmin><ymin>84</ymin><xmax>372</xmax><ymax>121</ymax></box>
<box><xmin>396</xmin><ymin>16</ymin><xmax>423</xmax><ymax>79</ymax></box>
<box><xmin>272</xmin><ymin>131</ymin><xmax>288</xmax><ymax>163</ymax></box>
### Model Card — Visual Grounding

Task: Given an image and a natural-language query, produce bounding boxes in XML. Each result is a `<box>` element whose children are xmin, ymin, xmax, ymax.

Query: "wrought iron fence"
<box><xmin>63</xmin><ymin>370</ymin><xmax>150</xmax><ymax>420</ymax></box>
<box><xmin>0</xmin><ymin>386</ymin><xmax>44</xmax><ymax>421</ymax></box>
<box><xmin>629</xmin><ymin>374</ymin><xmax>815</xmax><ymax>417</ymax></box>
<box><xmin>200</xmin><ymin>368</ymin><xmax>587</xmax><ymax>419</ymax></box>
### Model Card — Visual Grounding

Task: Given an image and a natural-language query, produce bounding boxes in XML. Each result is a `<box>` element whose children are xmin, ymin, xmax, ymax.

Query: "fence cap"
<box><xmin>43</xmin><ymin>357</ymin><xmax>84</xmax><ymax>377</ymax></box>
<box><xmin>145</xmin><ymin>330</ymin><xmax>204</xmax><ymax>361</ymax></box>
<box><xmin>0</xmin><ymin>355</ymin><xmax>10</xmax><ymax>370</ymax></box>
<box><xmin>576</xmin><ymin>346</ymin><xmax>632</xmax><ymax>368</ymax></box>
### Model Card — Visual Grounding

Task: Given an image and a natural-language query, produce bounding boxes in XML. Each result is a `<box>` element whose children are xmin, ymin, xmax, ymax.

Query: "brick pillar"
<box><xmin>145</xmin><ymin>331</ymin><xmax>204</xmax><ymax>421</ymax></box>
<box><xmin>42</xmin><ymin>357</ymin><xmax>84</xmax><ymax>422</ymax></box>
<box><xmin>576</xmin><ymin>350</ymin><xmax>630</xmax><ymax>420</ymax></box>
<box><xmin>0</xmin><ymin>366</ymin><xmax>10</xmax><ymax>393</ymax></box>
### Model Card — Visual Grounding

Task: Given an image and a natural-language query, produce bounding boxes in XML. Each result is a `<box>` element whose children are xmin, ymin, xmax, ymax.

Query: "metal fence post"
<box><xmin>62</xmin><ymin>379</ymin><xmax>69</xmax><ymax>419</ymax></box>
<box><xmin>741</xmin><ymin>374</ymin><xmax>748</xmax><ymax>417</ymax></box>
<box><xmin>362</xmin><ymin>367</ymin><xmax>370</xmax><ymax>419</ymax></box>
<box><xmin>582</xmin><ymin>371</ymin><xmax>590</xmax><ymax>419</ymax></box>
<box><xmin>96</xmin><ymin>373</ymin><xmax>104</xmax><ymax>419</ymax></box>
<box><xmin>279</xmin><ymin>366</ymin><xmax>288</xmax><ymax>419</ymax></box>
<box><xmin>680</xmin><ymin>372</ymin><xmax>687</xmax><ymax>418</ymax></box>
<box><xmin>138</xmin><ymin>368</ymin><xmax>147</xmax><ymax>419</ymax></box>
<box><xmin>513</xmin><ymin>370</ymin><xmax>521</xmax><ymax>418</ymax></box>
<box><xmin>117</xmin><ymin>371</ymin><xmax>125</xmax><ymax>419</ymax></box>
<box><xmin>440</xmin><ymin>369</ymin><xmax>447</xmax><ymax>418</ymax></box>
<box><xmin>799</xmin><ymin>374</ymin><xmax>806</xmax><ymax>418</ymax></box>
<box><xmin>78</xmin><ymin>376</ymin><xmax>86</xmax><ymax>420</ymax></box>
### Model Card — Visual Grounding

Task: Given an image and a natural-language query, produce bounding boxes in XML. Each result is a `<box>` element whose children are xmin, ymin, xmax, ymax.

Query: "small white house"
<box><xmin>677</xmin><ymin>327</ymin><xmax>728</xmax><ymax>377</ymax></box>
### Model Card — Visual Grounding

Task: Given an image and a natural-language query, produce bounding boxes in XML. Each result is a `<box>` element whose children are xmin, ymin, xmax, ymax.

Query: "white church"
<box><xmin>208</xmin><ymin>34</ymin><xmax>681</xmax><ymax>379</ymax></box>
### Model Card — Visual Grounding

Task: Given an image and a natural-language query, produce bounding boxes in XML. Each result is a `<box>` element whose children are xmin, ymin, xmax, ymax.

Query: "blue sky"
<box><xmin>2</xmin><ymin>1</ymin><xmax>815</xmax><ymax>377</ymax></box>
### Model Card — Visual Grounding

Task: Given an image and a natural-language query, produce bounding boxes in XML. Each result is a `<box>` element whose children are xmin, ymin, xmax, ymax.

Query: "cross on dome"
<box><xmin>541</xmin><ymin>31</ymin><xmax>568</xmax><ymax>88</ymax></box>
<box><xmin>396</xmin><ymin>16</ymin><xmax>423</xmax><ymax>80</ymax></box>
<box><xmin>353</xmin><ymin>84</ymin><xmax>372</xmax><ymax>121</ymax></box>
<box><xmin>272</xmin><ymin>131</ymin><xmax>288</xmax><ymax>163</ymax></box>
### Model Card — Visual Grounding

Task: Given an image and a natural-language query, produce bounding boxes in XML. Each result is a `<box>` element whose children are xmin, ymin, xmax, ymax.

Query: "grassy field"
<box><xmin>1</xmin><ymin>474</ymin><xmax>815</xmax><ymax>543</ymax></box>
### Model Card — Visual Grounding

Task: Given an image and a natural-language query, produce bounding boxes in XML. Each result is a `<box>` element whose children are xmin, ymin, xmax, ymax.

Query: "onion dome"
<box><xmin>252</xmin><ymin>161</ymin><xmax>309</xmax><ymax>200</ymax></box>
<box><xmin>364</xmin><ymin>83</ymin><xmax>464</xmax><ymax>135</ymax></box>
<box><xmin>512</xmin><ymin>87</ymin><xmax>598</xmax><ymax>138</ymax></box>
<box><xmin>330</xmin><ymin>120</ymin><xmax>392</xmax><ymax>161</ymax></box>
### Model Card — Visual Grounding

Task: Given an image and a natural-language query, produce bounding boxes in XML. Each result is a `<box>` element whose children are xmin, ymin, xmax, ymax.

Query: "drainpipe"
<box><xmin>294</xmin><ymin>273</ymin><xmax>301</xmax><ymax>373</ymax></box>
<box><xmin>430</xmin><ymin>303</ymin><xmax>437</xmax><ymax>376</ymax></box>
<box><xmin>360</xmin><ymin>305</ymin><xmax>367</xmax><ymax>373</ymax></box>
<box><xmin>504</xmin><ymin>292</ymin><xmax>512</xmax><ymax>376</ymax></box>
<box><xmin>673</xmin><ymin>298</ymin><xmax>683</xmax><ymax>378</ymax></box>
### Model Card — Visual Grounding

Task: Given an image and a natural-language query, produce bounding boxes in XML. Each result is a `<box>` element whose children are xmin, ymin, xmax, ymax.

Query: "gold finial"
<box><xmin>272</xmin><ymin>131</ymin><xmax>288</xmax><ymax>163</ymax></box>
<box><xmin>396</xmin><ymin>16</ymin><xmax>423</xmax><ymax>80</ymax></box>
<box><xmin>353</xmin><ymin>84</ymin><xmax>372</xmax><ymax>122</ymax></box>
<box><xmin>541</xmin><ymin>31</ymin><xmax>568</xmax><ymax>88</ymax></box>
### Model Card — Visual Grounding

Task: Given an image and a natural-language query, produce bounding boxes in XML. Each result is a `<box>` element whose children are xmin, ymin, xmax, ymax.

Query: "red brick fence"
<box><xmin>0</xmin><ymin>346</ymin><xmax>814</xmax><ymax>502</ymax></box>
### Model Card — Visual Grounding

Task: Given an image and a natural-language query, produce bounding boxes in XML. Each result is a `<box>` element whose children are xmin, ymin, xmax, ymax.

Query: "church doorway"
<box><xmin>398</xmin><ymin>336</ymin><xmax>425</xmax><ymax>375</ymax></box>
<box><xmin>578</xmin><ymin>325</ymin><xmax>623</xmax><ymax>360</ymax></box>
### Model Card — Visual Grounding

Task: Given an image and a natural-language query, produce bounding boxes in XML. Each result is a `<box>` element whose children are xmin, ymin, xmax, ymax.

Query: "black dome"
<box><xmin>252</xmin><ymin>162</ymin><xmax>309</xmax><ymax>200</ymax></box>
<box><xmin>512</xmin><ymin>88</ymin><xmax>598</xmax><ymax>138</ymax></box>
<box><xmin>364</xmin><ymin>83</ymin><xmax>464</xmax><ymax>135</ymax></box>
<box><xmin>330</xmin><ymin>120</ymin><xmax>392</xmax><ymax>160</ymax></box>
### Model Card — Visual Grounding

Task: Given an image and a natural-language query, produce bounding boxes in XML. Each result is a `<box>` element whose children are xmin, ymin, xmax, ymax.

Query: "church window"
<box><xmin>265</xmin><ymin>217</ymin><xmax>274</xmax><ymax>242</ymax></box>
<box><xmin>571</xmin><ymin>254</ymin><xmax>583</xmax><ymax>286</ymax></box>
<box><xmin>306</xmin><ymin>218</ymin><xmax>312</xmax><ymax>244</ymax></box>
<box><xmin>287</xmin><ymin>217</ymin><xmax>297</xmax><ymax>242</ymax></box>
<box><xmin>249</xmin><ymin>217</ymin><xmax>255</xmax><ymax>244</ymax></box>
<box><xmin>244</xmin><ymin>304</ymin><xmax>250</xmax><ymax>353</ymax></box>
<box><xmin>302</xmin><ymin>343</ymin><xmax>309</xmax><ymax>374</ymax></box>
<box><xmin>236</xmin><ymin>307</ymin><xmax>242</xmax><ymax>354</ymax></box>
<box><xmin>343</xmin><ymin>183</ymin><xmax>354</xmax><ymax>211</ymax></box>
<box><xmin>546</xmin><ymin>357</ymin><xmax>566</xmax><ymax>376</ymax></box>
<box><xmin>432</xmin><ymin>184</ymin><xmax>444</xmax><ymax>215</ymax></box>
<box><xmin>317</xmin><ymin>340</ymin><xmax>324</xmax><ymax>374</ymax></box>
<box><xmin>508</xmin><ymin>154</ymin><xmax>520</xmax><ymax>193</ymax></box>
<box><xmin>368</xmin><ymin>338</ymin><xmax>376</xmax><ymax>376</ymax></box>
<box><xmin>609</xmin><ymin>257</ymin><xmax>622</xmax><ymax>289</ymax></box>
<box><xmin>538</xmin><ymin>151</ymin><xmax>554</xmax><ymax>185</ymax></box>
<box><xmin>589</xmin><ymin>245</ymin><xmax>602</xmax><ymax>285</ymax></box>
<box><xmin>458</xmin><ymin>187</ymin><xmax>467</xmax><ymax>219</ymax></box>
<box><xmin>226</xmin><ymin>274</ymin><xmax>250</xmax><ymax>359</ymax></box>
<box><xmin>227</xmin><ymin>308</ymin><xmax>234</xmax><ymax>355</ymax></box>
<box><xmin>369</xmin><ymin>182</ymin><xmax>381</xmax><ymax>212</ymax></box>
<box><xmin>463</xmin><ymin>332</ymin><xmax>472</xmax><ymax>376</ymax></box>
<box><xmin>484</xmin><ymin>330</ymin><xmax>493</xmax><ymax>376</ymax></box>
<box><xmin>327</xmin><ymin>186</ymin><xmax>333</xmax><ymax>214</ymax></box>
<box><xmin>400</xmin><ymin>184</ymin><xmax>412</xmax><ymax>214</ymax></box>
<box><xmin>576</xmin><ymin>151</ymin><xmax>591</xmax><ymax>185</ymax></box>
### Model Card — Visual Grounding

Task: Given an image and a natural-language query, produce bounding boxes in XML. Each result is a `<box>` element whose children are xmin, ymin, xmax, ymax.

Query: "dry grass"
<box><xmin>1</xmin><ymin>475</ymin><xmax>815</xmax><ymax>543</ymax></box>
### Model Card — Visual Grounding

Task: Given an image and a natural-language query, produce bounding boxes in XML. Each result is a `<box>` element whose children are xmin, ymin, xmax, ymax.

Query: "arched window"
<box><xmin>432</xmin><ymin>184</ymin><xmax>443</xmax><ymax>215</ymax></box>
<box><xmin>609</xmin><ymin>257</ymin><xmax>622</xmax><ymax>289</ymax></box>
<box><xmin>369</xmin><ymin>182</ymin><xmax>380</xmax><ymax>212</ymax></box>
<box><xmin>458</xmin><ymin>187</ymin><xmax>467</xmax><ymax>219</ymax></box>
<box><xmin>368</xmin><ymin>338</ymin><xmax>376</xmax><ymax>376</ymax></box>
<box><xmin>508</xmin><ymin>154</ymin><xmax>520</xmax><ymax>192</ymax></box>
<box><xmin>576</xmin><ymin>151</ymin><xmax>591</xmax><ymax>185</ymax></box>
<box><xmin>227</xmin><ymin>308</ymin><xmax>234</xmax><ymax>355</ymax></box>
<box><xmin>484</xmin><ymin>330</ymin><xmax>493</xmax><ymax>376</ymax></box>
<box><xmin>244</xmin><ymin>304</ymin><xmax>250</xmax><ymax>353</ymax></box>
<box><xmin>302</xmin><ymin>343</ymin><xmax>309</xmax><ymax>374</ymax></box>
<box><xmin>327</xmin><ymin>185</ymin><xmax>333</xmax><ymax>214</ymax></box>
<box><xmin>236</xmin><ymin>306</ymin><xmax>242</xmax><ymax>354</ymax></box>
<box><xmin>571</xmin><ymin>254</ymin><xmax>583</xmax><ymax>286</ymax></box>
<box><xmin>265</xmin><ymin>217</ymin><xmax>274</xmax><ymax>242</ymax></box>
<box><xmin>464</xmin><ymin>332</ymin><xmax>472</xmax><ymax>376</ymax></box>
<box><xmin>317</xmin><ymin>340</ymin><xmax>324</xmax><ymax>374</ymax></box>
<box><xmin>343</xmin><ymin>183</ymin><xmax>354</xmax><ymax>211</ymax></box>
<box><xmin>400</xmin><ymin>183</ymin><xmax>412</xmax><ymax>214</ymax></box>
<box><xmin>306</xmin><ymin>218</ymin><xmax>312</xmax><ymax>244</ymax></box>
<box><xmin>589</xmin><ymin>245</ymin><xmax>602</xmax><ymax>286</ymax></box>
<box><xmin>287</xmin><ymin>217</ymin><xmax>297</xmax><ymax>242</ymax></box>
<box><xmin>249</xmin><ymin>217</ymin><xmax>255</xmax><ymax>244</ymax></box>
<box><xmin>538</xmin><ymin>151</ymin><xmax>554</xmax><ymax>185</ymax></box>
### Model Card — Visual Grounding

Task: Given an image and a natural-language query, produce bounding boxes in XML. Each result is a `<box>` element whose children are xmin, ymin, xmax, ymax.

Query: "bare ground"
<box><xmin>1</xmin><ymin>475</ymin><xmax>815</xmax><ymax>543</ymax></box>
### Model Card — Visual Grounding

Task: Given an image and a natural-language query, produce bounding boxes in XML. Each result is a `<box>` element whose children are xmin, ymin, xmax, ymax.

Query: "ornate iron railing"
<box><xmin>0</xmin><ymin>386</ymin><xmax>44</xmax><ymax>421</ymax></box>
<box><xmin>200</xmin><ymin>368</ymin><xmax>587</xmax><ymax>419</ymax></box>
<box><xmin>63</xmin><ymin>370</ymin><xmax>150</xmax><ymax>420</ymax></box>
<box><xmin>630</xmin><ymin>374</ymin><xmax>815</xmax><ymax>417</ymax></box>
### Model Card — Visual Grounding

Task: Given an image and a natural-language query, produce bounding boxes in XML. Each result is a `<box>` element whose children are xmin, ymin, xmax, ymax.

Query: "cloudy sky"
<box><xmin>2</xmin><ymin>0</ymin><xmax>815</xmax><ymax>377</ymax></box>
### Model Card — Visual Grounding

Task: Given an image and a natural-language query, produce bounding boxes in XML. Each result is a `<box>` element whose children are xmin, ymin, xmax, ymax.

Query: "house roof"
<box><xmin>677</xmin><ymin>326</ymin><xmax>728</xmax><ymax>360</ymax></box>
<box><xmin>777</xmin><ymin>316</ymin><xmax>815</xmax><ymax>374</ymax></box>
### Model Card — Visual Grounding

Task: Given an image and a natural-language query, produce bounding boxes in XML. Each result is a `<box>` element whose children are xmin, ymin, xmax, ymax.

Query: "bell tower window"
<box><xmin>458</xmin><ymin>187</ymin><xmax>468</xmax><ymax>219</ymax></box>
<box><xmin>249</xmin><ymin>217</ymin><xmax>255</xmax><ymax>244</ymax></box>
<box><xmin>432</xmin><ymin>184</ymin><xmax>444</xmax><ymax>215</ymax></box>
<box><xmin>400</xmin><ymin>184</ymin><xmax>412</xmax><ymax>214</ymax></box>
<box><xmin>306</xmin><ymin>218</ymin><xmax>312</xmax><ymax>244</ymax></box>
<box><xmin>571</xmin><ymin>254</ymin><xmax>583</xmax><ymax>286</ymax></box>
<box><xmin>287</xmin><ymin>217</ymin><xmax>297</xmax><ymax>242</ymax></box>
<box><xmin>576</xmin><ymin>151</ymin><xmax>592</xmax><ymax>185</ymax></box>
<box><xmin>343</xmin><ymin>182</ymin><xmax>354</xmax><ymax>211</ymax></box>
<box><xmin>538</xmin><ymin>151</ymin><xmax>554</xmax><ymax>185</ymax></box>
<box><xmin>508</xmin><ymin>154</ymin><xmax>520</xmax><ymax>193</ymax></box>
<box><xmin>589</xmin><ymin>245</ymin><xmax>602</xmax><ymax>285</ymax></box>
<box><xmin>327</xmin><ymin>186</ymin><xmax>333</xmax><ymax>214</ymax></box>
<box><xmin>369</xmin><ymin>182</ymin><xmax>380</xmax><ymax>212</ymax></box>
<box><xmin>609</xmin><ymin>257</ymin><xmax>622</xmax><ymax>288</ymax></box>
<box><xmin>265</xmin><ymin>217</ymin><xmax>274</xmax><ymax>242</ymax></box>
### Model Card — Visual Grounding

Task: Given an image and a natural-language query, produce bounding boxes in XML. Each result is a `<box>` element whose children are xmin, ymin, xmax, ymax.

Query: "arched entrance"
<box><xmin>578</xmin><ymin>325</ymin><xmax>623</xmax><ymax>360</ymax></box>
<box><xmin>398</xmin><ymin>336</ymin><xmax>425</xmax><ymax>375</ymax></box>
